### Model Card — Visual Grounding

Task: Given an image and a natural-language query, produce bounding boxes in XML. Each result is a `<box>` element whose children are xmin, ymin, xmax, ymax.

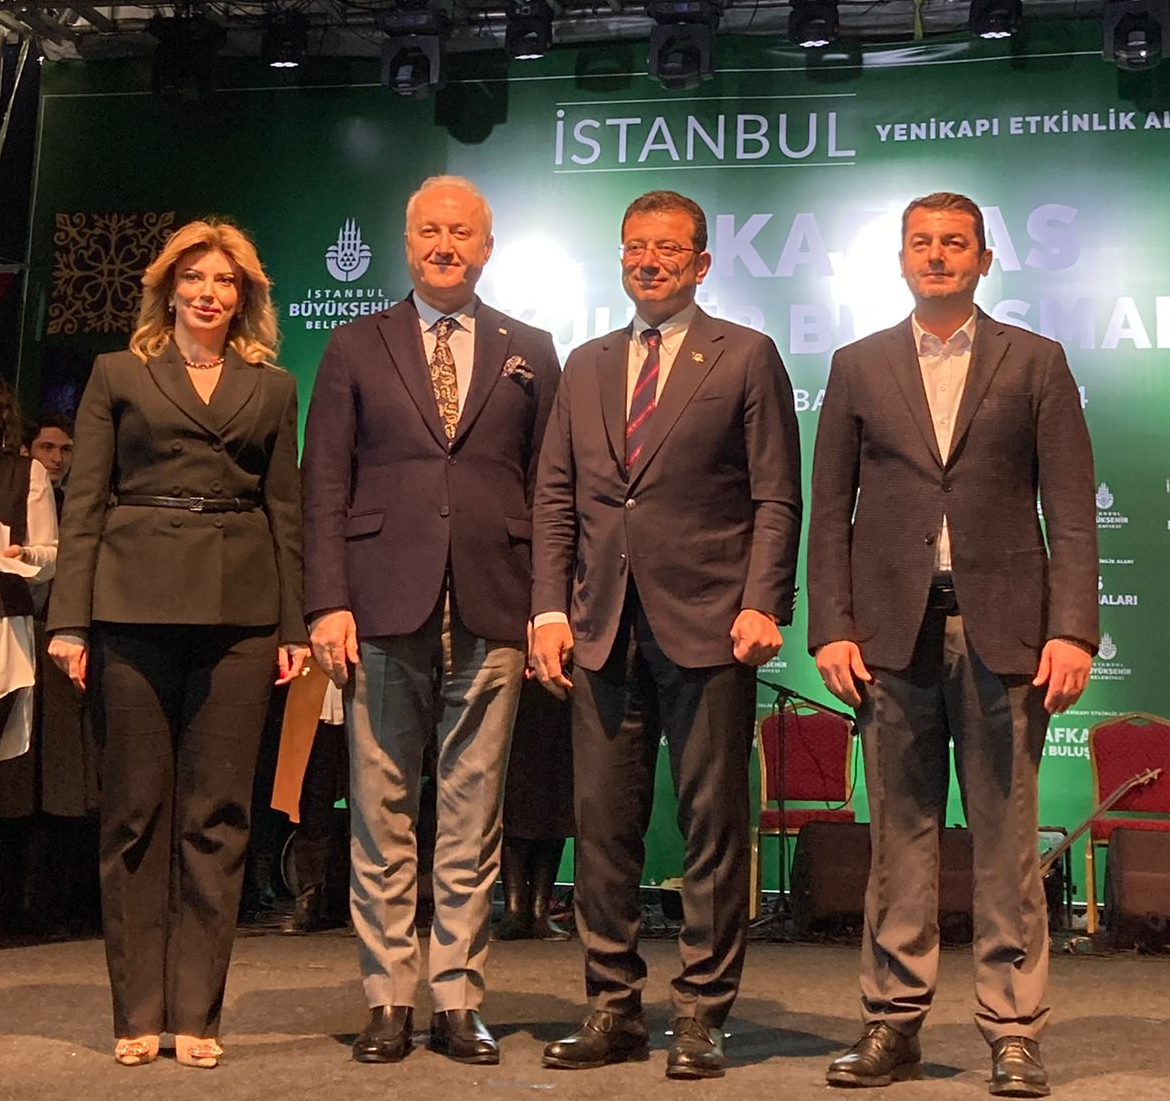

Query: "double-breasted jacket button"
<box><xmin>439</xmin><ymin>505</ymin><xmax>450</xmax><ymax>517</ymax></box>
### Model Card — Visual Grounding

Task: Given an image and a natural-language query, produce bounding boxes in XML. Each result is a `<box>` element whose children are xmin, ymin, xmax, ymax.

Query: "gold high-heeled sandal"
<box><xmin>113</xmin><ymin>1035</ymin><xmax>160</xmax><ymax>1066</ymax></box>
<box><xmin>175</xmin><ymin>1035</ymin><xmax>224</xmax><ymax>1068</ymax></box>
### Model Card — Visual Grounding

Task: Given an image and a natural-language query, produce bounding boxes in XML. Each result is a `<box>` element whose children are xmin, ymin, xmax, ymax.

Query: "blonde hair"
<box><xmin>405</xmin><ymin>175</ymin><xmax>494</xmax><ymax>236</ymax></box>
<box><xmin>130</xmin><ymin>219</ymin><xmax>279</xmax><ymax>364</ymax></box>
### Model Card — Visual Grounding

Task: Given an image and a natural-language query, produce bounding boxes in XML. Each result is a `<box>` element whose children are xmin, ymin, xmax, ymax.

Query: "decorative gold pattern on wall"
<box><xmin>47</xmin><ymin>211</ymin><xmax>176</xmax><ymax>335</ymax></box>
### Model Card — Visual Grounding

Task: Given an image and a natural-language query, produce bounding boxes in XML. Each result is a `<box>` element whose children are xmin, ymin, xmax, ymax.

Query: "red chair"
<box><xmin>749</xmin><ymin>702</ymin><xmax>856</xmax><ymax>919</ymax></box>
<box><xmin>1083</xmin><ymin>713</ymin><xmax>1170</xmax><ymax>934</ymax></box>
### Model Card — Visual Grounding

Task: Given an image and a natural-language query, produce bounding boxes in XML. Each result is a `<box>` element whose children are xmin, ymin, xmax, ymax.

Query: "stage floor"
<box><xmin>1</xmin><ymin>931</ymin><xmax>1166</xmax><ymax>1100</ymax></box>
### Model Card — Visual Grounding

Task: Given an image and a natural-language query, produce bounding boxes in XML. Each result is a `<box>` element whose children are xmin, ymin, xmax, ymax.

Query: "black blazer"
<box><xmin>301</xmin><ymin>296</ymin><xmax>560</xmax><ymax>642</ymax></box>
<box><xmin>532</xmin><ymin>307</ymin><xmax>803</xmax><ymax>671</ymax></box>
<box><xmin>49</xmin><ymin>343</ymin><xmax>304</xmax><ymax>641</ymax></box>
<box><xmin>806</xmin><ymin>310</ymin><xmax>1098</xmax><ymax>675</ymax></box>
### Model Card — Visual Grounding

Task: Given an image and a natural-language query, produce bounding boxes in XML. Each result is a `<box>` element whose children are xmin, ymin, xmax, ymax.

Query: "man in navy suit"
<box><xmin>302</xmin><ymin>176</ymin><xmax>559</xmax><ymax>1066</ymax></box>
<box><xmin>531</xmin><ymin>190</ymin><xmax>802</xmax><ymax>1079</ymax></box>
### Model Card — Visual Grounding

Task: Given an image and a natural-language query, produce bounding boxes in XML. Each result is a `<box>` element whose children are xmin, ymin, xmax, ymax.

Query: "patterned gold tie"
<box><xmin>429</xmin><ymin>316</ymin><xmax>460</xmax><ymax>441</ymax></box>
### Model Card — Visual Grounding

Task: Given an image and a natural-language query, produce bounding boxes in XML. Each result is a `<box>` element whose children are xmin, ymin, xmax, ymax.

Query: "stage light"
<box><xmin>262</xmin><ymin>11</ymin><xmax>309</xmax><ymax>68</ymax></box>
<box><xmin>148</xmin><ymin>14</ymin><xmax>227</xmax><ymax>102</ymax></box>
<box><xmin>788</xmin><ymin>0</ymin><xmax>839</xmax><ymax>48</ymax></box>
<box><xmin>1104</xmin><ymin>0</ymin><xmax>1169</xmax><ymax>69</ymax></box>
<box><xmin>379</xmin><ymin>5</ymin><xmax>450</xmax><ymax>98</ymax></box>
<box><xmin>969</xmin><ymin>0</ymin><xmax>1022</xmax><ymax>38</ymax></box>
<box><xmin>505</xmin><ymin>1</ymin><xmax>553</xmax><ymax>60</ymax></box>
<box><xmin>647</xmin><ymin>0</ymin><xmax>721</xmax><ymax>92</ymax></box>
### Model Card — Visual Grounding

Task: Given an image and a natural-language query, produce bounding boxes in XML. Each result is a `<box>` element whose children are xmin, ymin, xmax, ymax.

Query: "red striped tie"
<box><xmin>625</xmin><ymin>328</ymin><xmax>660</xmax><ymax>471</ymax></box>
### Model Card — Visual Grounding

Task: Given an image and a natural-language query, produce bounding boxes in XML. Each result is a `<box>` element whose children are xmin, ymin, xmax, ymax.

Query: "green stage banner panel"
<box><xmin>23</xmin><ymin>21</ymin><xmax>1170</xmax><ymax>889</ymax></box>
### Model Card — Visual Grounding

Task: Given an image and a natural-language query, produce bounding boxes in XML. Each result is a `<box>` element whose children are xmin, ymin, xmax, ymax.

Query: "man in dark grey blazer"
<box><xmin>301</xmin><ymin>176</ymin><xmax>559</xmax><ymax>1066</ymax></box>
<box><xmin>531</xmin><ymin>190</ymin><xmax>802</xmax><ymax>1079</ymax></box>
<box><xmin>808</xmin><ymin>192</ymin><xmax>1097</xmax><ymax>1098</ymax></box>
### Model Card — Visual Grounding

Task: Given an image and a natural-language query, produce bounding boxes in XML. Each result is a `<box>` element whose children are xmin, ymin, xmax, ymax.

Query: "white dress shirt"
<box><xmin>415</xmin><ymin>294</ymin><xmax>477</xmax><ymax>416</ymax></box>
<box><xmin>912</xmin><ymin>311</ymin><xmax>977</xmax><ymax>575</ymax></box>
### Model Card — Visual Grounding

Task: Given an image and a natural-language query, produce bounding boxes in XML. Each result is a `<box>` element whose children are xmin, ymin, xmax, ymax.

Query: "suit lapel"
<box><xmin>597</xmin><ymin>327</ymin><xmax>632</xmax><ymax>476</ymax></box>
<box><xmin>626</xmin><ymin>309</ymin><xmax>720</xmax><ymax>487</ymax></box>
<box><xmin>884</xmin><ymin>319</ymin><xmax>943</xmax><ymax>468</ymax></box>
<box><xmin>453</xmin><ymin>300</ymin><xmax>508</xmax><ymax>446</ymax></box>
<box><xmin>376</xmin><ymin>298</ymin><xmax>448</xmax><ymax>449</ymax></box>
<box><xmin>145</xmin><ymin>341</ymin><xmax>221</xmax><ymax>436</ymax></box>
<box><xmin>208</xmin><ymin>347</ymin><xmax>259</xmax><ymax>432</ymax></box>
<box><xmin>947</xmin><ymin>309</ymin><xmax>1009</xmax><ymax>465</ymax></box>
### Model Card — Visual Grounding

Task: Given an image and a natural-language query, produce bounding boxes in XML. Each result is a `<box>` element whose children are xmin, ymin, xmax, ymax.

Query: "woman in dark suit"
<box><xmin>48</xmin><ymin>220</ymin><xmax>306</xmax><ymax>1069</ymax></box>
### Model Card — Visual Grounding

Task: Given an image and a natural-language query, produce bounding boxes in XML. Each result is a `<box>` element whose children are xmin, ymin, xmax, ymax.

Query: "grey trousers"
<box><xmin>858</xmin><ymin>610</ymin><xmax>1051</xmax><ymax>1044</ymax></box>
<box><xmin>346</xmin><ymin>596</ymin><xmax>525</xmax><ymax>1011</ymax></box>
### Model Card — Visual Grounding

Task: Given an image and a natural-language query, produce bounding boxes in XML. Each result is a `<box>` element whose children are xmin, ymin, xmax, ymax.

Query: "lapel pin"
<box><xmin>498</xmin><ymin>327</ymin><xmax>508</xmax><ymax>335</ymax></box>
<box><xmin>691</xmin><ymin>351</ymin><xmax>705</xmax><ymax>363</ymax></box>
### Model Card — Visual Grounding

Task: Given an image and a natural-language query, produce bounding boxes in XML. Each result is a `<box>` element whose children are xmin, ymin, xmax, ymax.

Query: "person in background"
<box><xmin>0</xmin><ymin>380</ymin><xmax>59</xmax><ymax>928</ymax></box>
<box><xmin>496</xmin><ymin>677</ymin><xmax>573</xmax><ymax>942</ymax></box>
<box><xmin>23</xmin><ymin>413</ymin><xmax>74</xmax><ymax>504</ymax></box>
<box><xmin>47</xmin><ymin>219</ymin><xmax>307</xmax><ymax>1070</ymax></box>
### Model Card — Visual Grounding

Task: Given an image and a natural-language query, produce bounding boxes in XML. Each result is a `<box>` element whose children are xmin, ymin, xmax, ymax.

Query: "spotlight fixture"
<box><xmin>379</xmin><ymin>4</ymin><xmax>450</xmax><ymax>98</ymax></box>
<box><xmin>969</xmin><ymin>0</ymin><xmax>1022</xmax><ymax>38</ymax></box>
<box><xmin>148</xmin><ymin>13</ymin><xmax>227</xmax><ymax>102</ymax></box>
<box><xmin>1104</xmin><ymin>0</ymin><xmax>1169</xmax><ymax>70</ymax></box>
<box><xmin>262</xmin><ymin>11</ymin><xmax>309</xmax><ymax>68</ymax></box>
<box><xmin>788</xmin><ymin>0</ymin><xmax>839</xmax><ymax>48</ymax></box>
<box><xmin>647</xmin><ymin>0</ymin><xmax>721</xmax><ymax>92</ymax></box>
<box><xmin>505</xmin><ymin>1</ymin><xmax>553</xmax><ymax>60</ymax></box>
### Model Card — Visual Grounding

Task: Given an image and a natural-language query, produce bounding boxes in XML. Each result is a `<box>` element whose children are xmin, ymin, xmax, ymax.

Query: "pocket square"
<box><xmin>502</xmin><ymin>356</ymin><xmax>534</xmax><ymax>383</ymax></box>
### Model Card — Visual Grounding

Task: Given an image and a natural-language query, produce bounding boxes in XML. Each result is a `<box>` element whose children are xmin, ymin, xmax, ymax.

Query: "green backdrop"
<box><xmin>20</xmin><ymin>20</ymin><xmax>1170</xmax><ymax>892</ymax></box>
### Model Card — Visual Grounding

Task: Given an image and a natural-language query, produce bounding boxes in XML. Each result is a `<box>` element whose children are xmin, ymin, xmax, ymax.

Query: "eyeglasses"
<box><xmin>619</xmin><ymin>241</ymin><xmax>699</xmax><ymax>262</ymax></box>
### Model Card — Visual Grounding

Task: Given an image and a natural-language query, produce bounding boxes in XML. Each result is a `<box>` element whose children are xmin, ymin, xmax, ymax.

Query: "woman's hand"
<box><xmin>275</xmin><ymin>643</ymin><xmax>311</xmax><ymax>686</ymax></box>
<box><xmin>48</xmin><ymin>637</ymin><xmax>89</xmax><ymax>692</ymax></box>
<box><xmin>1</xmin><ymin>544</ymin><xmax>23</xmax><ymax>559</ymax></box>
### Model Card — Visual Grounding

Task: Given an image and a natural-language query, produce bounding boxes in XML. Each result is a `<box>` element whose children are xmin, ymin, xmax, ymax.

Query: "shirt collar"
<box><xmin>414</xmin><ymin>293</ymin><xmax>477</xmax><ymax>331</ymax></box>
<box><xmin>912</xmin><ymin>311</ymin><xmax>977</xmax><ymax>356</ymax></box>
<box><xmin>633</xmin><ymin>302</ymin><xmax>698</xmax><ymax>345</ymax></box>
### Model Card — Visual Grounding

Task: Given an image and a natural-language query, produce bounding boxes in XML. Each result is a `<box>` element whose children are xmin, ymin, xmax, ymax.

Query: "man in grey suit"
<box><xmin>808</xmin><ymin>192</ymin><xmax>1097</xmax><ymax>1098</ymax></box>
<box><xmin>531</xmin><ymin>190</ymin><xmax>802</xmax><ymax>1079</ymax></box>
<box><xmin>302</xmin><ymin>176</ymin><xmax>559</xmax><ymax>1065</ymax></box>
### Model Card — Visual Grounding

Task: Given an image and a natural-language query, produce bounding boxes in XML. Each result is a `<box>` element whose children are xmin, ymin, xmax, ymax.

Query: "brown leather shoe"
<box><xmin>428</xmin><ymin>1010</ymin><xmax>499</xmax><ymax>1065</ymax></box>
<box><xmin>826</xmin><ymin>1022</ymin><xmax>922</xmax><ymax>1087</ymax></box>
<box><xmin>989</xmin><ymin>1037</ymin><xmax>1050</xmax><ymax>1097</ymax></box>
<box><xmin>352</xmin><ymin>1006</ymin><xmax>414</xmax><ymax>1063</ymax></box>
<box><xmin>542</xmin><ymin>1010</ymin><xmax>650</xmax><ymax>1069</ymax></box>
<box><xmin>666</xmin><ymin>1017</ymin><xmax>725</xmax><ymax>1079</ymax></box>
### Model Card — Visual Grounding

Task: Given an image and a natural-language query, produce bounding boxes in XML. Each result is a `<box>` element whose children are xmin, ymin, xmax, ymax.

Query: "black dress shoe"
<box><xmin>352</xmin><ymin>1006</ymin><xmax>414</xmax><ymax>1063</ymax></box>
<box><xmin>542</xmin><ymin>1010</ymin><xmax>650</xmax><ymax>1069</ymax></box>
<box><xmin>826</xmin><ymin>1021</ymin><xmax>922</xmax><ymax>1087</ymax></box>
<box><xmin>989</xmin><ymin>1037</ymin><xmax>1050</xmax><ymax>1097</ymax></box>
<box><xmin>666</xmin><ymin>1018</ymin><xmax>726</xmax><ymax>1079</ymax></box>
<box><xmin>428</xmin><ymin>1010</ymin><xmax>500</xmax><ymax>1065</ymax></box>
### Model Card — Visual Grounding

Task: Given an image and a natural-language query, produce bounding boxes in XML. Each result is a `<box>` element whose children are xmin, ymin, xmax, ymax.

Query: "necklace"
<box><xmin>184</xmin><ymin>355</ymin><xmax>224</xmax><ymax>371</ymax></box>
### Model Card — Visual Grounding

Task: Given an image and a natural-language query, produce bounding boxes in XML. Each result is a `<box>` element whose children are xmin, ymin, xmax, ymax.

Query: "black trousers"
<box><xmin>571</xmin><ymin>587</ymin><xmax>755</xmax><ymax>1027</ymax></box>
<box><xmin>91</xmin><ymin>622</ymin><xmax>277</xmax><ymax>1038</ymax></box>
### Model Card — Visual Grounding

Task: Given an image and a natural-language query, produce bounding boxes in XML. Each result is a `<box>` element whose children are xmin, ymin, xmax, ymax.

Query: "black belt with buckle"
<box><xmin>926</xmin><ymin>583</ymin><xmax>960</xmax><ymax>616</ymax></box>
<box><xmin>113</xmin><ymin>494</ymin><xmax>259</xmax><ymax>514</ymax></box>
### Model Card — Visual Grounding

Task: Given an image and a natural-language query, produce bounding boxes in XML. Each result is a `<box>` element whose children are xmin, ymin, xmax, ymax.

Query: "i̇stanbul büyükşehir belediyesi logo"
<box><xmin>326</xmin><ymin>220</ymin><xmax>372</xmax><ymax>283</ymax></box>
